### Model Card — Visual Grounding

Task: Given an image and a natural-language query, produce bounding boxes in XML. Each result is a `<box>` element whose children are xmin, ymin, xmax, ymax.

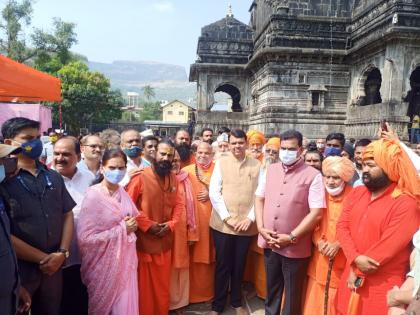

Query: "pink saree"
<box><xmin>77</xmin><ymin>184</ymin><xmax>139</xmax><ymax>315</ymax></box>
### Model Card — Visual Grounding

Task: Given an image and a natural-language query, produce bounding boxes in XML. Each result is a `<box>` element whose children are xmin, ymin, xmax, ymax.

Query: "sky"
<box><xmin>29</xmin><ymin>0</ymin><xmax>252</xmax><ymax>72</ymax></box>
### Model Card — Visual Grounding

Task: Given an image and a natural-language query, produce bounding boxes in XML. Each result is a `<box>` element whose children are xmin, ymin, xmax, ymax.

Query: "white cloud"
<box><xmin>153</xmin><ymin>1</ymin><xmax>174</xmax><ymax>12</ymax></box>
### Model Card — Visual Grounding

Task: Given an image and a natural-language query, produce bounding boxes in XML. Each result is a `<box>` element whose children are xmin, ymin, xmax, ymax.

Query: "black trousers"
<box><xmin>264</xmin><ymin>249</ymin><xmax>309</xmax><ymax>315</ymax></box>
<box><xmin>60</xmin><ymin>264</ymin><xmax>88</xmax><ymax>315</ymax></box>
<box><xmin>25</xmin><ymin>269</ymin><xmax>63</xmax><ymax>315</ymax></box>
<box><xmin>211</xmin><ymin>228</ymin><xmax>252</xmax><ymax>313</ymax></box>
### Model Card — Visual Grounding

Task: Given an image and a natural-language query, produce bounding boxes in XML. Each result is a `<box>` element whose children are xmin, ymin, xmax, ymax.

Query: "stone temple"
<box><xmin>189</xmin><ymin>0</ymin><xmax>420</xmax><ymax>139</ymax></box>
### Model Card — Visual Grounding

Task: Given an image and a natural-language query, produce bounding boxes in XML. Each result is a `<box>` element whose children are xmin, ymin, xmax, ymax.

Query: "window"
<box><xmin>178</xmin><ymin>111</ymin><xmax>184</xmax><ymax>116</ymax></box>
<box><xmin>168</xmin><ymin>111</ymin><xmax>173</xmax><ymax>115</ymax></box>
<box><xmin>299</xmin><ymin>73</ymin><xmax>306</xmax><ymax>84</ymax></box>
<box><xmin>312</xmin><ymin>92</ymin><xmax>320</xmax><ymax>106</ymax></box>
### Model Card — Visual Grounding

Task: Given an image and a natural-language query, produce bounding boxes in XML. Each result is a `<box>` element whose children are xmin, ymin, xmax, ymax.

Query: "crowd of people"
<box><xmin>1</xmin><ymin>116</ymin><xmax>420</xmax><ymax>315</ymax></box>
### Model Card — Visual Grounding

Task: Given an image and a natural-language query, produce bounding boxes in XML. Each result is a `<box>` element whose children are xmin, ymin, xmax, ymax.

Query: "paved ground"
<box><xmin>170</xmin><ymin>284</ymin><xmax>265</xmax><ymax>314</ymax></box>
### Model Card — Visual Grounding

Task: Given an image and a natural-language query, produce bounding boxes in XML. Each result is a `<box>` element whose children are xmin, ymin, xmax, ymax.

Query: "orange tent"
<box><xmin>0</xmin><ymin>54</ymin><xmax>61</xmax><ymax>102</ymax></box>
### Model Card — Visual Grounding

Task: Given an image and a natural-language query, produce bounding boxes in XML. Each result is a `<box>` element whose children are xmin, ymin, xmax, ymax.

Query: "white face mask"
<box><xmin>279</xmin><ymin>149</ymin><xmax>299</xmax><ymax>166</ymax></box>
<box><xmin>325</xmin><ymin>182</ymin><xmax>345</xmax><ymax>196</ymax></box>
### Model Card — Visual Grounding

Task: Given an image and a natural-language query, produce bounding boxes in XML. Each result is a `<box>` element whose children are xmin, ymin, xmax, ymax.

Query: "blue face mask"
<box><xmin>19</xmin><ymin>139</ymin><xmax>44</xmax><ymax>160</ymax></box>
<box><xmin>0</xmin><ymin>165</ymin><xmax>5</xmax><ymax>183</ymax></box>
<box><xmin>324</xmin><ymin>147</ymin><xmax>342</xmax><ymax>157</ymax></box>
<box><xmin>123</xmin><ymin>146</ymin><xmax>142</xmax><ymax>158</ymax></box>
<box><xmin>104</xmin><ymin>169</ymin><xmax>126</xmax><ymax>184</ymax></box>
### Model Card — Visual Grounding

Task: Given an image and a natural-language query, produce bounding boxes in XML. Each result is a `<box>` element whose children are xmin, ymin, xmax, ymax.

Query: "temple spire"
<box><xmin>227</xmin><ymin>3</ymin><xmax>233</xmax><ymax>17</ymax></box>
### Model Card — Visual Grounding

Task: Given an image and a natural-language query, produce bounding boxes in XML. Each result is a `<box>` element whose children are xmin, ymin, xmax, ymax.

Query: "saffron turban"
<box><xmin>266</xmin><ymin>137</ymin><xmax>281</xmax><ymax>150</ymax></box>
<box><xmin>363</xmin><ymin>139</ymin><xmax>420</xmax><ymax>200</ymax></box>
<box><xmin>247</xmin><ymin>130</ymin><xmax>266</xmax><ymax>145</ymax></box>
<box><xmin>322</xmin><ymin>156</ymin><xmax>355</xmax><ymax>183</ymax></box>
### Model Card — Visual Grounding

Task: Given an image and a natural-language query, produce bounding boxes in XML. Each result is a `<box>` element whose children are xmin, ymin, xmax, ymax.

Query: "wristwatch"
<box><xmin>57</xmin><ymin>248</ymin><xmax>70</xmax><ymax>259</ymax></box>
<box><xmin>289</xmin><ymin>232</ymin><xmax>298</xmax><ymax>244</ymax></box>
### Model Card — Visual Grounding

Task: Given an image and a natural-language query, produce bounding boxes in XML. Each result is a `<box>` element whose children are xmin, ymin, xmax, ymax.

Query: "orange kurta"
<box><xmin>170</xmin><ymin>173</ymin><xmax>197</xmax><ymax>310</ymax></box>
<box><xmin>303</xmin><ymin>185</ymin><xmax>352</xmax><ymax>315</ymax></box>
<box><xmin>183</xmin><ymin>163</ymin><xmax>215</xmax><ymax>303</ymax></box>
<box><xmin>336</xmin><ymin>184</ymin><xmax>419</xmax><ymax>315</ymax></box>
<box><xmin>180</xmin><ymin>155</ymin><xmax>196</xmax><ymax>169</ymax></box>
<box><xmin>126</xmin><ymin>168</ymin><xmax>183</xmax><ymax>315</ymax></box>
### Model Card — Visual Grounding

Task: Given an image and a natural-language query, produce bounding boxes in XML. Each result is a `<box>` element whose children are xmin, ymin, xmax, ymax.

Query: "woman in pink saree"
<box><xmin>77</xmin><ymin>149</ymin><xmax>139</xmax><ymax>315</ymax></box>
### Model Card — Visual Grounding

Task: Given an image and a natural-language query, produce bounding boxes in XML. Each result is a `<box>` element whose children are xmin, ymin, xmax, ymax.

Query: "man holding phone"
<box><xmin>336</xmin><ymin>138</ymin><xmax>420</xmax><ymax>315</ymax></box>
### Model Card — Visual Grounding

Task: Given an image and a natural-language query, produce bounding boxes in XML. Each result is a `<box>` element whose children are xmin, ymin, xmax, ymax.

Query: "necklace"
<box><xmin>195</xmin><ymin>164</ymin><xmax>210</xmax><ymax>188</ymax></box>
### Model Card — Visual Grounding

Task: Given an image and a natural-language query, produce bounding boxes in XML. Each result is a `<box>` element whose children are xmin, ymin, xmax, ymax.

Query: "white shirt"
<box><xmin>255</xmin><ymin>166</ymin><xmax>326</xmax><ymax>209</ymax></box>
<box><xmin>42</xmin><ymin>142</ymin><xmax>54</xmax><ymax>165</ymax></box>
<box><xmin>209</xmin><ymin>159</ymin><xmax>256</xmax><ymax>222</ymax></box>
<box><xmin>77</xmin><ymin>159</ymin><xmax>101</xmax><ymax>179</ymax></box>
<box><xmin>58</xmin><ymin>167</ymin><xmax>94</xmax><ymax>267</ymax></box>
<box><xmin>120</xmin><ymin>157</ymin><xmax>143</xmax><ymax>187</ymax></box>
<box><xmin>401</xmin><ymin>142</ymin><xmax>420</xmax><ymax>174</ymax></box>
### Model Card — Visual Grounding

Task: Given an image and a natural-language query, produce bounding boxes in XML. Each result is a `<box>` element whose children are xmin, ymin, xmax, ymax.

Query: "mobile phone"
<box><xmin>381</xmin><ymin>119</ymin><xmax>388</xmax><ymax>132</ymax></box>
<box><xmin>354</xmin><ymin>276</ymin><xmax>364</xmax><ymax>288</ymax></box>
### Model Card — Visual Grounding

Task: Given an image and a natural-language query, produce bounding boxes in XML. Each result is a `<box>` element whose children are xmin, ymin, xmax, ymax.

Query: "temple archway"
<box><xmin>214</xmin><ymin>83</ymin><xmax>242</xmax><ymax>112</ymax></box>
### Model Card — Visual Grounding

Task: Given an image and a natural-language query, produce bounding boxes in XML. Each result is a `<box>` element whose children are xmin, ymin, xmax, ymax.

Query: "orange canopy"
<box><xmin>0</xmin><ymin>54</ymin><xmax>61</xmax><ymax>102</ymax></box>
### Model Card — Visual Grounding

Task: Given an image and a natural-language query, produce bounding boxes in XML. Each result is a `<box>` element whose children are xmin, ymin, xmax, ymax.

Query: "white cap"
<box><xmin>140</xmin><ymin>129</ymin><xmax>154</xmax><ymax>137</ymax></box>
<box><xmin>217</xmin><ymin>133</ymin><xmax>229</xmax><ymax>143</ymax></box>
<box><xmin>0</xmin><ymin>143</ymin><xmax>20</xmax><ymax>158</ymax></box>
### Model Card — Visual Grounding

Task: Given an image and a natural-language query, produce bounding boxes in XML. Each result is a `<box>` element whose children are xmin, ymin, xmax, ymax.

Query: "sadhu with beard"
<box><xmin>246</xmin><ymin>130</ymin><xmax>266</xmax><ymax>162</ymax></box>
<box><xmin>244</xmin><ymin>136</ymin><xmax>280</xmax><ymax>299</ymax></box>
<box><xmin>126</xmin><ymin>140</ymin><xmax>183</xmax><ymax>315</ymax></box>
<box><xmin>175</xmin><ymin>129</ymin><xmax>196</xmax><ymax>168</ymax></box>
<box><xmin>335</xmin><ymin>138</ymin><xmax>420</xmax><ymax>315</ymax></box>
<box><xmin>183</xmin><ymin>142</ymin><xmax>216</xmax><ymax>304</ymax></box>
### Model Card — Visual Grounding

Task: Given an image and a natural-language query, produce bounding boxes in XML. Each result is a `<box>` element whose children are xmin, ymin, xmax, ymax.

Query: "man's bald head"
<box><xmin>197</xmin><ymin>141</ymin><xmax>212</xmax><ymax>152</ymax></box>
<box><xmin>196</xmin><ymin>141</ymin><xmax>213</xmax><ymax>166</ymax></box>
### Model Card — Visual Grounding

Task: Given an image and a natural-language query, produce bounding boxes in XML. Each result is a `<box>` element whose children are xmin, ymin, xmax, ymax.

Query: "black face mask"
<box><xmin>175</xmin><ymin>143</ymin><xmax>191</xmax><ymax>162</ymax></box>
<box><xmin>363</xmin><ymin>171</ymin><xmax>391</xmax><ymax>192</ymax></box>
<box><xmin>154</xmin><ymin>160</ymin><xmax>172</xmax><ymax>177</ymax></box>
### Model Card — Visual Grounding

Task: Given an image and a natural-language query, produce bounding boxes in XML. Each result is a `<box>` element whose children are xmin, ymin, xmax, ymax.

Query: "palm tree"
<box><xmin>143</xmin><ymin>85</ymin><xmax>155</xmax><ymax>101</ymax></box>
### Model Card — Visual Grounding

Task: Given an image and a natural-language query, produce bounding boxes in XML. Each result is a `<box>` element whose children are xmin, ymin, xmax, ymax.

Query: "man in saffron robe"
<box><xmin>336</xmin><ymin>139</ymin><xmax>420</xmax><ymax>315</ymax></box>
<box><xmin>126</xmin><ymin>140</ymin><xmax>183</xmax><ymax>315</ymax></box>
<box><xmin>169</xmin><ymin>151</ymin><xmax>196</xmax><ymax>312</ymax></box>
<box><xmin>245</xmin><ymin>136</ymin><xmax>280</xmax><ymax>299</ymax></box>
<box><xmin>303</xmin><ymin>156</ymin><xmax>354</xmax><ymax>315</ymax></box>
<box><xmin>183</xmin><ymin>142</ymin><xmax>216</xmax><ymax>303</ymax></box>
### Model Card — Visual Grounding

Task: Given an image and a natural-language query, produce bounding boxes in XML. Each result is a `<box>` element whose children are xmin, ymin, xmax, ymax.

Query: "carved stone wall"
<box><xmin>190</xmin><ymin>0</ymin><xmax>420</xmax><ymax>138</ymax></box>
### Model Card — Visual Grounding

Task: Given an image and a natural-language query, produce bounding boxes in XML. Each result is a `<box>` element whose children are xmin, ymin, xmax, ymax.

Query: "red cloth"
<box><xmin>335</xmin><ymin>184</ymin><xmax>419</xmax><ymax>315</ymax></box>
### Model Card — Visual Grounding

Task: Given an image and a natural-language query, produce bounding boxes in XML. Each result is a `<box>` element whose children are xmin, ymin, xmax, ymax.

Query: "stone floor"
<box><xmin>170</xmin><ymin>284</ymin><xmax>265</xmax><ymax>314</ymax></box>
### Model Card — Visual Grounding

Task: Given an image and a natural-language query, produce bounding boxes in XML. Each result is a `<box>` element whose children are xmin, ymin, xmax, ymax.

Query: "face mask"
<box><xmin>324</xmin><ymin>147</ymin><xmax>342</xmax><ymax>157</ymax></box>
<box><xmin>18</xmin><ymin>139</ymin><xmax>44</xmax><ymax>160</ymax></box>
<box><xmin>123</xmin><ymin>146</ymin><xmax>142</xmax><ymax>158</ymax></box>
<box><xmin>325</xmin><ymin>182</ymin><xmax>345</xmax><ymax>196</ymax></box>
<box><xmin>104</xmin><ymin>169</ymin><xmax>126</xmax><ymax>184</ymax></box>
<box><xmin>280</xmin><ymin>150</ymin><xmax>299</xmax><ymax>166</ymax></box>
<box><xmin>0</xmin><ymin>165</ymin><xmax>5</xmax><ymax>183</ymax></box>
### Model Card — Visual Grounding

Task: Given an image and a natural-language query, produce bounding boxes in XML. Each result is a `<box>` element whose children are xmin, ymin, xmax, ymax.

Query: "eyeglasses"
<box><xmin>265</xmin><ymin>149</ymin><xmax>279</xmax><ymax>155</ymax></box>
<box><xmin>83</xmin><ymin>144</ymin><xmax>104</xmax><ymax>150</ymax></box>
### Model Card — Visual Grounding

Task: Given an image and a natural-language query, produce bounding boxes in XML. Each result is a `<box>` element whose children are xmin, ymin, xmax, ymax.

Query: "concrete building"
<box><xmin>190</xmin><ymin>1</ymin><xmax>420</xmax><ymax>139</ymax></box>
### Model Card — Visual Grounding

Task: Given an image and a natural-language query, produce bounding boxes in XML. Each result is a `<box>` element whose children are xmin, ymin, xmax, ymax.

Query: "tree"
<box><xmin>140</xmin><ymin>101</ymin><xmax>161</xmax><ymax>122</ymax></box>
<box><xmin>0</xmin><ymin>0</ymin><xmax>33</xmax><ymax>62</ymax></box>
<box><xmin>142</xmin><ymin>85</ymin><xmax>156</xmax><ymax>101</ymax></box>
<box><xmin>32</xmin><ymin>18</ymin><xmax>78</xmax><ymax>74</ymax></box>
<box><xmin>53</xmin><ymin>61</ymin><xmax>123</xmax><ymax>133</ymax></box>
<box><xmin>0</xmin><ymin>0</ymin><xmax>78</xmax><ymax>71</ymax></box>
